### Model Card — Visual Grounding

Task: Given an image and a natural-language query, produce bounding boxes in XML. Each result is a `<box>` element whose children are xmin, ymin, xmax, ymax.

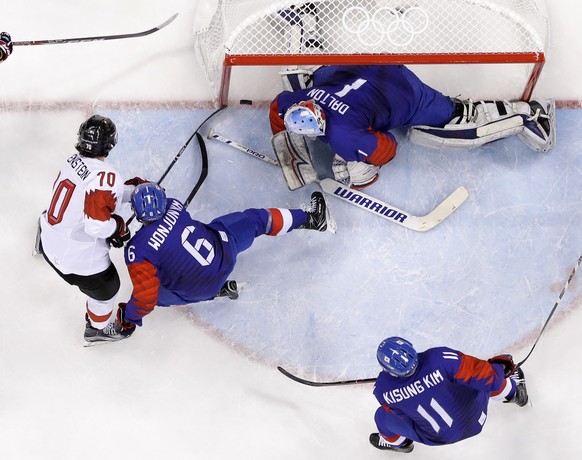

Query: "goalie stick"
<box><xmin>14</xmin><ymin>13</ymin><xmax>178</xmax><ymax>46</ymax></box>
<box><xmin>207</xmin><ymin>131</ymin><xmax>469</xmax><ymax>231</ymax></box>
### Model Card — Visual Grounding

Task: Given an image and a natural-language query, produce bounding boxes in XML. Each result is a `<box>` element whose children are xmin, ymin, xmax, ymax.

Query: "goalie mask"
<box><xmin>283</xmin><ymin>100</ymin><xmax>326</xmax><ymax>137</ymax></box>
<box><xmin>377</xmin><ymin>337</ymin><xmax>419</xmax><ymax>378</ymax></box>
<box><xmin>75</xmin><ymin>115</ymin><xmax>118</xmax><ymax>158</ymax></box>
<box><xmin>131</xmin><ymin>182</ymin><xmax>168</xmax><ymax>223</ymax></box>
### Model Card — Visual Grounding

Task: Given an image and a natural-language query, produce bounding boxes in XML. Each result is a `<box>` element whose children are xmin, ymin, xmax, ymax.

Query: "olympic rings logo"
<box><xmin>342</xmin><ymin>6</ymin><xmax>430</xmax><ymax>47</ymax></box>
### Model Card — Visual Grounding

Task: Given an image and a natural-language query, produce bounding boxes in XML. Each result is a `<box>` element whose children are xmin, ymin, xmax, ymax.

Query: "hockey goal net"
<box><xmin>194</xmin><ymin>0</ymin><xmax>549</xmax><ymax>107</ymax></box>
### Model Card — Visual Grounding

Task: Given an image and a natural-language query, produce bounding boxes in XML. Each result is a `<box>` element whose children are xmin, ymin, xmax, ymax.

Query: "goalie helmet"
<box><xmin>131</xmin><ymin>182</ymin><xmax>167</xmax><ymax>223</ymax></box>
<box><xmin>283</xmin><ymin>100</ymin><xmax>326</xmax><ymax>137</ymax></box>
<box><xmin>75</xmin><ymin>115</ymin><xmax>118</xmax><ymax>158</ymax></box>
<box><xmin>377</xmin><ymin>337</ymin><xmax>419</xmax><ymax>378</ymax></box>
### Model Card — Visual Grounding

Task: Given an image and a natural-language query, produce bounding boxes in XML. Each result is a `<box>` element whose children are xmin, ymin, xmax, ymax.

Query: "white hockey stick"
<box><xmin>208</xmin><ymin>130</ymin><xmax>279</xmax><ymax>166</ymax></box>
<box><xmin>207</xmin><ymin>131</ymin><xmax>468</xmax><ymax>231</ymax></box>
<box><xmin>319</xmin><ymin>179</ymin><xmax>468</xmax><ymax>232</ymax></box>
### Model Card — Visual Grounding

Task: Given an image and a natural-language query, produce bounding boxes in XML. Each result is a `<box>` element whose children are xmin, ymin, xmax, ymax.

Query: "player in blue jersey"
<box><xmin>270</xmin><ymin>64</ymin><xmax>554</xmax><ymax>190</ymax></box>
<box><xmin>114</xmin><ymin>182</ymin><xmax>331</xmax><ymax>332</ymax></box>
<box><xmin>369</xmin><ymin>337</ymin><xmax>528</xmax><ymax>453</ymax></box>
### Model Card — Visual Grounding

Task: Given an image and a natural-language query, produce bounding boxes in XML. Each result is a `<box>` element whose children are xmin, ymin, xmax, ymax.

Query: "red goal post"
<box><xmin>194</xmin><ymin>0</ymin><xmax>549</xmax><ymax>107</ymax></box>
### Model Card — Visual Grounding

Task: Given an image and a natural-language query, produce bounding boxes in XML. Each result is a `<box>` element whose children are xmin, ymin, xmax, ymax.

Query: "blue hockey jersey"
<box><xmin>373</xmin><ymin>347</ymin><xmax>507</xmax><ymax>446</ymax></box>
<box><xmin>123</xmin><ymin>199</ymin><xmax>237</xmax><ymax>325</ymax></box>
<box><xmin>270</xmin><ymin>65</ymin><xmax>454</xmax><ymax>165</ymax></box>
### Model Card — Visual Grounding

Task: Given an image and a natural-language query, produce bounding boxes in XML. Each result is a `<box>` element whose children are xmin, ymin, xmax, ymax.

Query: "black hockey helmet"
<box><xmin>75</xmin><ymin>115</ymin><xmax>118</xmax><ymax>158</ymax></box>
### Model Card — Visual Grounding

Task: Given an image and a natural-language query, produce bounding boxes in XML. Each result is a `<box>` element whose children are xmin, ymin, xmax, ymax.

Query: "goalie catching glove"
<box><xmin>332</xmin><ymin>155</ymin><xmax>380</xmax><ymax>189</ymax></box>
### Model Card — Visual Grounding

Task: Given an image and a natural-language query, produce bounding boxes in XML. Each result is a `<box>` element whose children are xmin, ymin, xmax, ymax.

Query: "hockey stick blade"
<box><xmin>14</xmin><ymin>13</ymin><xmax>178</xmax><ymax>46</ymax></box>
<box><xmin>277</xmin><ymin>366</ymin><xmax>376</xmax><ymax>387</ymax></box>
<box><xmin>319</xmin><ymin>179</ymin><xmax>468</xmax><ymax>232</ymax></box>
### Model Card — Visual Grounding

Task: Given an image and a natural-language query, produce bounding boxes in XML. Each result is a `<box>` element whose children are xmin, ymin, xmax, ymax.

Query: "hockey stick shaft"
<box><xmin>517</xmin><ymin>254</ymin><xmax>582</xmax><ymax>367</ymax></box>
<box><xmin>209</xmin><ymin>132</ymin><xmax>468</xmax><ymax>231</ymax></box>
<box><xmin>207</xmin><ymin>130</ymin><xmax>279</xmax><ymax>166</ymax></box>
<box><xmin>126</xmin><ymin>107</ymin><xmax>225</xmax><ymax>225</ymax></box>
<box><xmin>277</xmin><ymin>366</ymin><xmax>376</xmax><ymax>387</ymax></box>
<box><xmin>14</xmin><ymin>13</ymin><xmax>178</xmax><ymax>46</ymax></box>
<box><xmin>184</xmin><ymin>133</ymin><xmax>208</xmax><ymax>208</ymax></box>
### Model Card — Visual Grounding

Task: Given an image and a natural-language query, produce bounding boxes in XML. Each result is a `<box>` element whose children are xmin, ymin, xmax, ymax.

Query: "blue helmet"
<box><xmin>131</xmin><ymin>182</ymin><xmax>167</xmax><ymax>223</ymax></box>
<box><xmin>283</xmin><ymin>100</ymin><xmax>326</xmax><ymax>136</ymax></box>
<box><xmin>376</xmin><ymin>337</ymin><xmax>419</xmax><ymax>378</ymax></box>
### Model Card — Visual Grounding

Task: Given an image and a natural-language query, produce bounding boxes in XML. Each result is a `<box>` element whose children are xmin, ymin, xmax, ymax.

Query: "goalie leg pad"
<box><xmin>272</xmin><ymin>131</ymin><xmax>317</xmax><ymax>191</ymax></box>
<box><xmin>408</xmin><ymin>99</ymin><xmax>530</xmax><ymax>149</ymax></box>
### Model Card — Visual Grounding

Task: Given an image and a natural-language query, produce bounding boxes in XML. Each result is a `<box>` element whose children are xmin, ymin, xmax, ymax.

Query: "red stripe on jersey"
<box><xmin>268</xmin><ymin>208</ymin><xmax>285</xmax><ymax>236</ymax></box>
<box><xmin>84</xmin><ymin>189</ymin><xmax>116</xmax><ymax>221</ymax></box>
<box><xmin>366</xmin><ymin>130</ymin><xmax>397</xmax><ymax>166</ymax></box>
<box><xmin>454</xmin><ymin>353</ymin><xmax>496</xmax><ymax>385</ymax></box>
<box><xmin>270</xmin><ymin>98</ymin><xmax>286</xmax><ymax>134</ymax></box>
<box><xmin>127</xmin><ymin>261</ymin><xmax>160</xmax><ymax>318</ymax></box>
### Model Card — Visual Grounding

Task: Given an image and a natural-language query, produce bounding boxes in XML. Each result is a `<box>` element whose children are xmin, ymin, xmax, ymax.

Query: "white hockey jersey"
<box><xmin>40</xmin><ymin>153</ymin><xmax>131</xmax><ymax>275</ymax></box>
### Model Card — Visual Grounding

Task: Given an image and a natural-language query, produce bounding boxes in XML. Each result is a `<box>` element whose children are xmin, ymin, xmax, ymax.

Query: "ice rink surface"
<box><xmin>1</xmin><ymin>1</ymin><xmax>581</xmax><ymax>459</ymax></box>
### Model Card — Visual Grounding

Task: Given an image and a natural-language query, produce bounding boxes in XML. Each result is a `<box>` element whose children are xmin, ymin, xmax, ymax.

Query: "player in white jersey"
<box><xmin>39</xmin><ymin>115</ymin><xmax>144</xmax><ymax>346</ymax></box>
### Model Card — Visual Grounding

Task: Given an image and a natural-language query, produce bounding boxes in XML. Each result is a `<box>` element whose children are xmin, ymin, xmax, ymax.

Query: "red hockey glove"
<box><xmin>0</xmin><ymin>32</ymin><xmax>13</xmax><ymax>62</ymax></box>
<box><xmin>124</xmin><ymin>176</ymin><xmax>148</xmax><ymax>187</ymax></box>
<box><xmin>116</xmin><ymin>303</ymin><xmax>136</xmax><ymax>336</ymax></box>
<box><xmin>107</xmin><ymin>214</ymin><xmax>131</xmax><ymax>248</ymax></box>
<box><xmin>488</xmin><ymin>354</ymin><xmax>516</xmax><ymax>378</ymax></box>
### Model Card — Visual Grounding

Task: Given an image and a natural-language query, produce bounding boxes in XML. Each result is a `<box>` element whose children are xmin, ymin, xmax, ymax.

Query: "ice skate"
<box><xmin>84</xmin><ymin>315</ymin><xmax>132</xmax><ymax>347</ymax></box>
<box><xmin>217</xmin><ymin>280</ymin><xmax>239</xmax><ymax>300</ymax></box>
<box><xmin>506</xmin><ymin>366</ymin><xmax>529</xmax><ymax>407</ymax></box>
<box><xmin>369</xmin><ymin>433</ymin><xmax>414</xmax><ymax>453</ymax></box>
<box><xmin>300</xmin><ymin>191</ymin><xmax>335</xmax><ymax>232</ymax></box>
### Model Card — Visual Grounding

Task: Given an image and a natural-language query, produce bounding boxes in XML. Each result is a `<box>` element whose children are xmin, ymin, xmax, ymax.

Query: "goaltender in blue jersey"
<box><xmin>270</xmin><ymin>64</ymin><xmax>554</xmax><ymax>190</ymax></box>
<box><xmin>369</xmin><ymin>337</ymin><xmax>529</xmax><ymax>453</ymax></box>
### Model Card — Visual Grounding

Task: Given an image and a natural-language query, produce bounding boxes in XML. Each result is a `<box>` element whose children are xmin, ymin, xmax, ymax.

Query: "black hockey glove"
<box><xmin>0</xmin><ymin>32</ymin><xmax>13</xmax><ymax>62</ymax></box>
<box><xmin>487</xmin><ymin>354</ymin><xmax>516</xmax><ymax>378</ymax></box>
<box><xmin>107</xmin><ymin>214</ymin><xmax>131</xmax><ymax>248</ymax></box>
<box><xmin>116</xmin><ymin>303</ymin><xmax>136</xmax><ymax>337</ymax></box>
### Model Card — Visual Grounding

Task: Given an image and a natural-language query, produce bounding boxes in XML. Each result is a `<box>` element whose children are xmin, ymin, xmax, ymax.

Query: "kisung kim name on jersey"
<box><xmin>331</xmin><ymin>186</ymin><xmax>408</xmax><ymax>223</ymax></box>
<box><xmin>67</xmin><ymin>153</ymin><xmax>91</xmax><ymax>181</ymax></box>
<box><xmin>382</xmin><ymin>370</ymin><xmax>445</xmax><ymax>405</ymax></box>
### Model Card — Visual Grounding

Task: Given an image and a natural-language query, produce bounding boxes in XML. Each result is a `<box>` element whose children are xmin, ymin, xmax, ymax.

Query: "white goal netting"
<box><xmin>194</xmin><ymin>0</ymin><xmax>550</xmax><ymax>105</ymax></box>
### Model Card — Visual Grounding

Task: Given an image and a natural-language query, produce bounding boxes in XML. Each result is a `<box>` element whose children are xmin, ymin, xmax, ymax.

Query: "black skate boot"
<box><xmin>505</xmin><ymin>366</ymin><xmax>529</xmax><ymax>407</ymax></box>
<box><xmin>369</xmin><ymin>433</ymin><xmax>414</xmax><ymax>453</ymax></box>
<box><xmin>84</xmin><ymin>314</ymin><xmax>132</xmax><ymax>347</ymax></box>
<box><xmin>217</xmin><ymin>280</ymin><xmax>239</xmax><ymax>300</ymax></box>
<box><xmin>299</xmin><ymin>191</ymin><xmax>327</xmax><ymax>232</ymax></box>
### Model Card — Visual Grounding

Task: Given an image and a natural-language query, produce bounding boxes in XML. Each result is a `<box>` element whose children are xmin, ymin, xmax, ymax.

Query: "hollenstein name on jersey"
<box><xmin>383</xmin><ymin>370</ymin><xmax>445</xmax><ymax>405</ymax></box>
<box><xmin>67</xmin><ymin>154</ymin><xmax>91</xmax><ymax>181</ymax></box>
<box><xmin>148</xmin><ymin>200</ymin><xmax>183</xmax><ymax>250</ymax></box>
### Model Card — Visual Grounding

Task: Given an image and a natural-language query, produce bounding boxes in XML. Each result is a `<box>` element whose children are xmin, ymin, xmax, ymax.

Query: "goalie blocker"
<box><xmin>408</xmin><ymin>99</ymin><xmax>555</xmax><ymax>153</ymax></box>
